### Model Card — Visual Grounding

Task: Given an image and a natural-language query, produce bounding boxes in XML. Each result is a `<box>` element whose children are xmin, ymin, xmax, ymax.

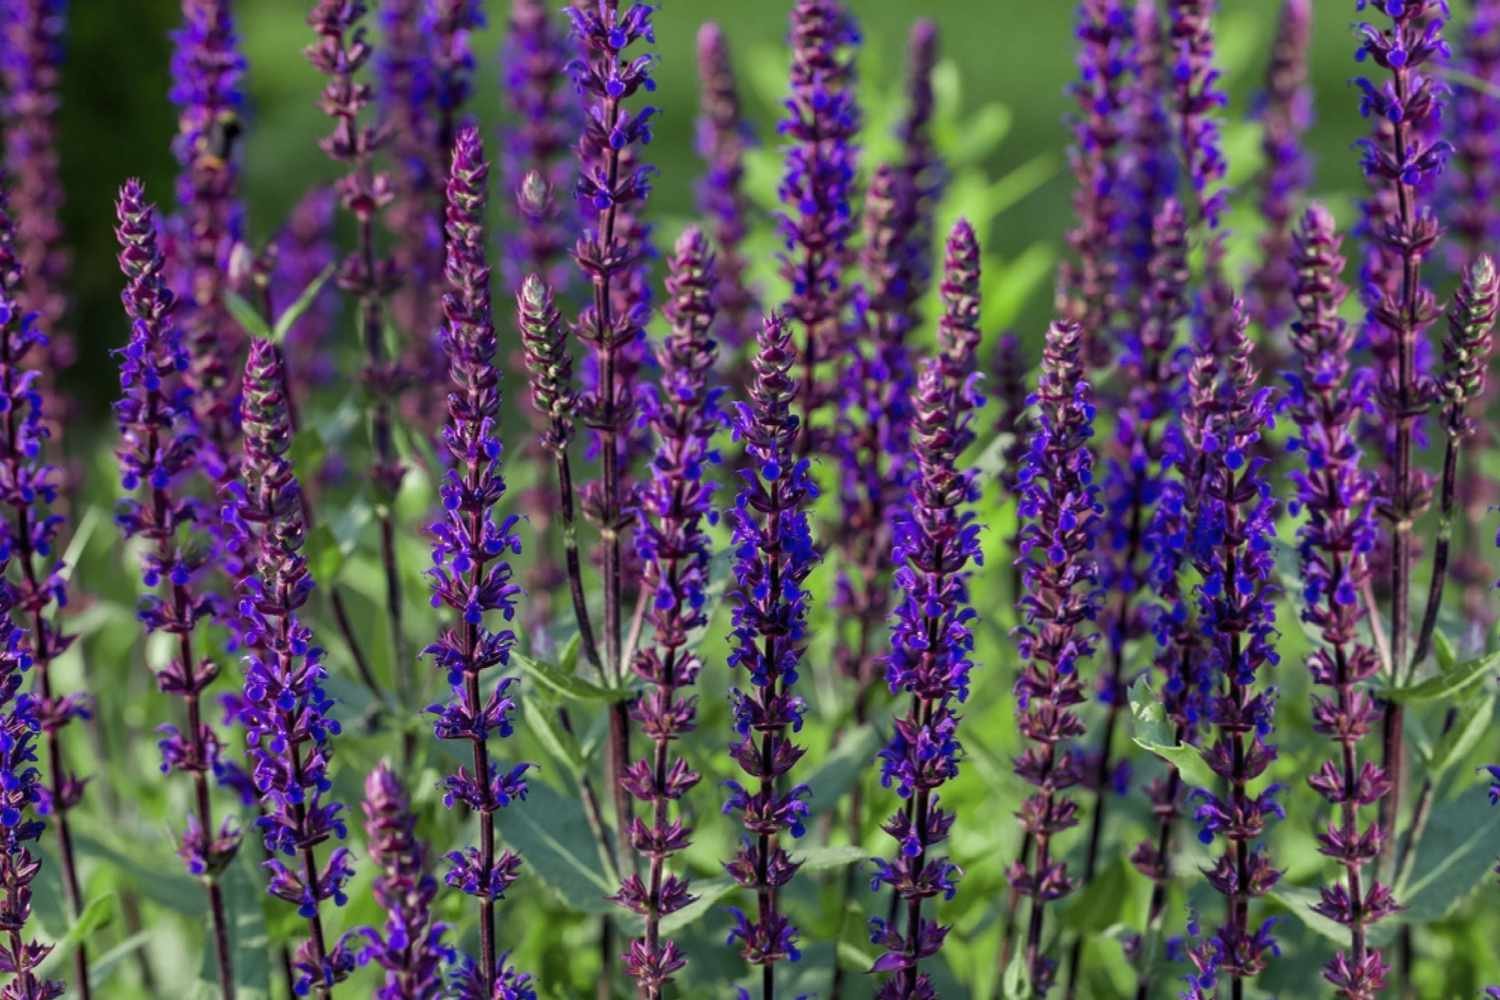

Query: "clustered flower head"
<box><xmin>778</xmin><ymin>0</ymin><xmax>861</xmax><ymax>454</ymax></box>
<box><xmin>358</xmin><ymin>761</ymin><xmax>454</xmax><ymax>999</ymax></box>
<box><xmin>425</xmin><ymin>126</ymin><xmax>533</xmax><ymax>1000</ymax></box>
<box><xmin>1247</xmin><ymin>0</ymin><xmax>1312</xmax><ymax>336</ymax></box>
<box><xmin>1008</xmin><ymin>319</ymin><xmax>1102</xmax><ymax>996</ymax></box>
<box><xmin>610</xmin><ymin>226</ymin><xmax>723</xmax><ymax>997</ymax></box>
<box><xmin>1283</xmin><ymin>205</ymin><xmax>1397</xmax><ymax>1000</ymax></box>
<box><xmin>722</xmin><ymin>312</ymin><xmax>818</xmax><ymax>980</ymax></box>
<box><xmin>1176</xmin><ymin>306</ymin><xmax>1283</xmax><ymax>997</ymax></box>
<box><xmin>867</xmin><ymin>223</ymin><xmax>984</xmax><ymax>1000</ymax></box>
<box><xmin>226</xmin><ymin>337</ymin><xmax>358</xmax><ymax>997</ymax></box>
<box><xmin>695</xmin><ymin>20</ymin><xmax>759</xmax><ymax>362</ymax></box>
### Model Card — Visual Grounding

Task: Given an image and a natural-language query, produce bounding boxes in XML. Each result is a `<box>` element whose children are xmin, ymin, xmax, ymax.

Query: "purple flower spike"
<box><xmin>1450</xmin><ymin>0</ymin><xmax>1500</xmax><ymax>261</ymax></box>
<box><xmin>112</xmin><ymin>180</ymin><xmax>242</xmax><ymax>995</ymax></box>
<box><xmin>1118</xmin><ymin>0</ymin><xmax>1177</xmax><ymax>310</ymax></box>
<box><xmin>1247</xmin><ymin>0</ymin><xmax>1313</xmax><ymax>338</ymax></box>
<box><xmin>170</xmin><ymin>0</ymin><xmax>248</xmax><ymax>489</ymax></box>
<box><xmin>897</xmin><ymin>18</ymin><xmax>943</xmax><ymax>278</ymax></box>
<box><xmin>1284</xmin><ymin>206</ymin><xmax>1397</xmax><ymax>999</ymax></box>
<box><xmin>425</xmin><ymin>126</ymin><xmax>532</xmax><ymax>998</ymax></box>
<box><xmin>1062</xmin><ymin>0</ymin><xmax>1131</xmax><ymax>367</ymax></box>
<box><xmin>359</xmin><ymin>761</ymin><xmax>455</xmax><ymax>998</ymax></box>
<box><xmin>696</xmin><ymin>22</ymin><xmax>760</xmax><ymax>369</ymax></box>
<box><xmin>779</xmin><ymin>0</ymin><xmax>861</xmax><ymax>456</ymax></box>
<box><xmin>1176</xmin><ymin>305</ymin><xmax>1282</xmax><ymax>997</ymax></box>
<box><xmin>1167</xmin><ymin>0</ymin><xmax>1229</xmax><ymax>230</ymax></box>
<box><xmin>429</xmin><ymin>0</ymin><xmax>482</xmax><ymax>154</ymax></box>
<box><xmin>1352</xmin><ymin>0</ymin><xmax>1451</xmax><ymax>864</ymax></box>
<box><xmin>0</xmin><ymin>181</ymin><xmax>73</xmax><ymax>1000</ymax></box>
<box><xmin>503</xmin><ymin>0</ymin><xmax>574</xmax><ymax>294</ymax></box>
<box><xmin>0</xmin><ymin>0</ymin><xmax>71</xmax><ymax>400</ymax></box>
<box><xmin>378</xmin><ymin>0</ymin><xmax>443</xmax><ymax>344</ymax></box>
<box><xmin>227</xmin><ymin>338</ymin><xmax>358</xmax><ymax>999</ymax></box>
<box><xmin>868</xmin><ymin>225</ymin><xmax>984</xmax><ymax>1000</ymax></box>
<box><xmin>270</xmin><ymin>188</ymin><xmax>340</xmax><ymax>396</ymax></box>
<box><xmin>0</xmin><ymin>576</ymin><xmax>61</xmax><ymax>1000</ymax></box>
<box><xmin>1008</xmin><ymin>320</ymin><xmax>1102</xmax><ymax>997</ymax></box>
<box><xmin>610</xmin><ymin>227</ymin><xmax>723</xmax><ymax>996</ymax></box>
<box><xmin>723</xmin><ymin>312</ymin><xmax>819</xmax><ymax>986</ymax></box>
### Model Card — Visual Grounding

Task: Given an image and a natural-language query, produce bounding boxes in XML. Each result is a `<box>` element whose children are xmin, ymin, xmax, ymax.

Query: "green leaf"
<box><xmin>521</xmin><ymin>694</ymin><xmax>585</xmax><ymax>775</ymax></box>
<box><xmin>511</xmin><ymin>651</ymin><xmax>629</xmax><ymax>703</ymax></box>
<box><xmin>212</xmin><ymin>850</ymin><xmax>271</xmax><ymax>1000</ymax></box>
<box><xmin>1127</xmin><ymin>676</ymin><xmax>1218</xmax><ymax>791</ymax></box>
<box><xmin>1002</xmin><ymin>951</ymin><xmax>1030</xmax><ymax>1000</ymax></box>
<box><xmin>658</xmin><ymin>877</ymin><xmax>734</xmax><ymax>936</ymax></box>
<box><xmin>1057</xmin><ymin>857</ymin><xmax>1133</xmax><ymax>934</ymax></box>
<box><xmin>556</xmin><ymin>632</ymin><xmax>582</xmax><ymax>677</ymax></box>
<box><xmin>494</xmin><ymin>779</ymin><xmax>614</xmax><ymax>915</ymax></box>
<box><xmin>1377</xmin><ymin>649</ymin><xmax>1500</xmax><ymax>703</ymax></box>
<box><xmin>1433</xmin><ymin>630</ymin><xmax>1458</xmax><ymax>674</ymax></box>
<box><xmin>306</xmin><ymin>523</ymin><xmax>346</xmax><ymax>585</ymax></box>
<box><xmin>73</xmin><ymin>833</ymin><xmax>202</xmax><ymax>914</ymax></box>
<box><xmin>1426</xmin><ymin>694</ymin><xmax>1495</xmax><ymax>779</ymax></box>
<box><xmin>790</xmin><ymin>844</ymin><xmax>866</xmax><ymax>872</ymax></box>
<box><xmin>1397</xmin><ymin>785</ymin><xmax>1500</xmax><ymax>924</ymax></box>
<box><xmin>37</xmin><ymin>893</ymin><xmax>115</xmax><ymax>976</ymax></box>
<box><xmin>271</xmin><ymin>263</ymin><xmax>336</xmax><ymax>343</ymax></box>
<box><xmin>224</xmin><ymin>291</ymin><xmax>273</xmax><ymax>342</ymax></box>
<box><xmin>803</xmin><ymin>723</ymin><xmax>882</xmax><ymax>818</ymax></box>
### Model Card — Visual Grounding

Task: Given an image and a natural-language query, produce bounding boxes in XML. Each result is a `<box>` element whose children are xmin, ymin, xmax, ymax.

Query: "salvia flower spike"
<box><xmin>1061</xmin><ymin>0</ymin><xmax>1130</xmax><ymax>368</ymax></box>
<box><xmin>723</xmin><ymin>312</ymin><xmax>819</xmax><ymax>992</ymax></box>
<box><xmin>1352</xmin><ymin>0</ymin><xmax>1451</xmax><ymax>871</ymax></box>
<box><xmin>611</xmin><ymin>226</ymin><xmax>723</xmax><ymax>997</ymax></box>
<box><xmin>227</xmin><ymin>338</ymin><xmax>358</xmax><ymax>998</ymax></box>
<box><xmin>1118</xmin><ymin>0</ymin><xmax>1177</xmax><ymax>310</ymax></box>
<box><xmin>696</xmin><ymin>21</ymin><xmax>760</xmax><ymax>368</ymax></box>
<box><xmin>503</xmin><ymin>0</ymin><xmax>573</xmax><ymax>293</ymax></box>
<box><xmin>1449</xmin><ymin>0</ymin><xmax>1500</xmax><ymax>262</ymax></box>
<box><xmin>0</xmin><ymin>0</ymin><xmax>71</xmax><ymax>399</ymax></box>
<box><xmin>868</xmin><ymin>224</ymin><xmax>984</xmax><ymax>1000</ymax></box>
<box><xmin>425</xmin><ymin>126</ymin><xmax>533</xmax><ymax>999</ymax></box>
<box><xmin>170</xmin><ymin>0</ymin><xmax>248</xmax><ymax>492</ymax></box>
<box><xmin>1284</xmin><ymin>205</ymin><xmax>1397</xmax><ymax>999</ymax></box>
<box><xmin>358</xmin><ymin>761</ymin><xmax>455</xmax><ymax>998</ymax></box>
<box><xmin>111</xmin><ymin>179</ymin><xmax>240</xmax><ymax>999</ymax></box>
<box><xmin>779</xmin><ymin>0</ymin><xmax>861</xmax><ymax>457</ymax></box>
<box><xmin>1</xmin><ymin>185</ymin><xmax>77</xmax><ymax>1000</ymax></box>
<box><xmin>1178</xmin><ymin>305</ymin><xmax>1283</xmax><ymax>996</ymax></box>
<box><xmin>1247</xmin><ymin>0</ymin><xmax>1313</xmax><ymax>339</ymax></box>
<box><xmin>1008</xmin><ymin>319</ymin><xmax>1102</xmax><ymax>997</ymax></box>
<box><xmin>0</xmin><ymin>572</ymin><xmax>60</xmax><ymax>1000</ymax></box>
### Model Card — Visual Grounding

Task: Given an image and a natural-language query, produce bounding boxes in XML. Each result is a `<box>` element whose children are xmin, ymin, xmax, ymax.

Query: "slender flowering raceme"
<box><xmin>1352</xmin><ymin>0</ymin><xmax>1451</xmax><ymax>873</ymax></box>
<box><xmin>1284</xmin><ymin>206</ymin><xmax>1396</xmax><ymax>1000</ymax></box>
<box><xmin>111</xmin><ymin>180</ymin><xmax>241</xmax><ymax>999</ymax></box>
<box><xmin>1061</xmin><ymin>0</ymin><xmax>1130</xmax><ymax>367</ymax></box>
<box><xmin>1247</xmin><ymin>0</ymin><xmax>1312</xmax><ymax>339</ymax></box>
<box><xmin>358</xmin><ymin>761</ymin><xmax>454</xmax><ymax>998</ymax></box>
<box><xmin>0</xmin><ymin>576</ymin><xmax>60</xmax><ymax>1000</ymax></box>
<box><xmin>991</xmin><ymin>333</ymin><xmax>1031</xmax><ymax>599</ymax></box>
<box><xmin>0</xmin><ymin>188</ymin><xmax>85</xmax><ymax>998</ymax></box>
<box><xmin>723</xmin><ymin>312</ymin><xmax>818</xmax><ymax>995</ymax></box>
<box><xmin>426</xmin><ymin>127</ymin><xmax>532</xmax><ymax>999</ymax></box>
<box><xmin>897</xmin><ymin>18</ymin><xmax>943</xmax><ymax>293</ymax></box>
<box><xmin>610</xmin><ymin>227</ymin><xmax>722</xmax><ymax>998</ymax></box>
<box><xmin>169</xmin><ymin>0</ymin><xmax>248</xmax><ymax>490</ymax></box>
<box><xmin>1167</xmin><ymin>0</ymin><xmax>1228</xmax><ymax>232</ymax></box>
<box><xmin>1008</xmin><ymin>320</ymin><xmax>1101</xmax><ymax>997</ymax></box>
<box><xmin>1177</xmin><ymin>306</ymin><xmax>1282</xmax><ymax>997</ymax></box>
<box><xmin>502</xmin><ymin>0</ymin><xmax>573</xmax><ymax>293</ymax></box>
<box><xmin>378</xmin><ymin>0</ymin><xmax>442</xmax><ymax>344</ymax></box>
<box><xmin>564</xmin><ymin>0</ymin><xmax>658</xmax><ymax>873</ymax></box>
<box><xmin>270</xmin><ymin>188</ymin><xmax>340</xmax><ymax>397</ymax></box>
<box><xmin>1118</xmin><ymin>0</ymin><xmax>1177</xmax><ymax>310</ymax></box>
<box><xmin>696</xmin><ymin>21</ymin><xmax>759</xmax><ymax>367</ymax></box>
<box><xmin>0</xmin><ymin>0</ymin><xmax>71</xmax><ymax>393</ymax></box>
<box><xmin>779</xmin><ymin>0</ymin><xmax>861</xmax><ymax>457</ymax></box>
<box><xmin>1449</xmin><ymin>0</ymin><xmax>1500</xmax><ymax>261</ymax></box>
<box><xmin>868</xmin><ymin>268</ymin><xmax>983</xmax><ymax>1000</ymax></box>
<box><xmin>227</xmin><ymin>338</ymin><xmax>358</xmax><ymax>999</ymax></box>
<box><xmin>428</xmin><ymin>0</ymin><xmax>482</xmax><ymax>163</ymax></box>
<box><xmin>307</xmin><ymin>0</ymin><xmax>411</xmax><ymax>730</ymax></box>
